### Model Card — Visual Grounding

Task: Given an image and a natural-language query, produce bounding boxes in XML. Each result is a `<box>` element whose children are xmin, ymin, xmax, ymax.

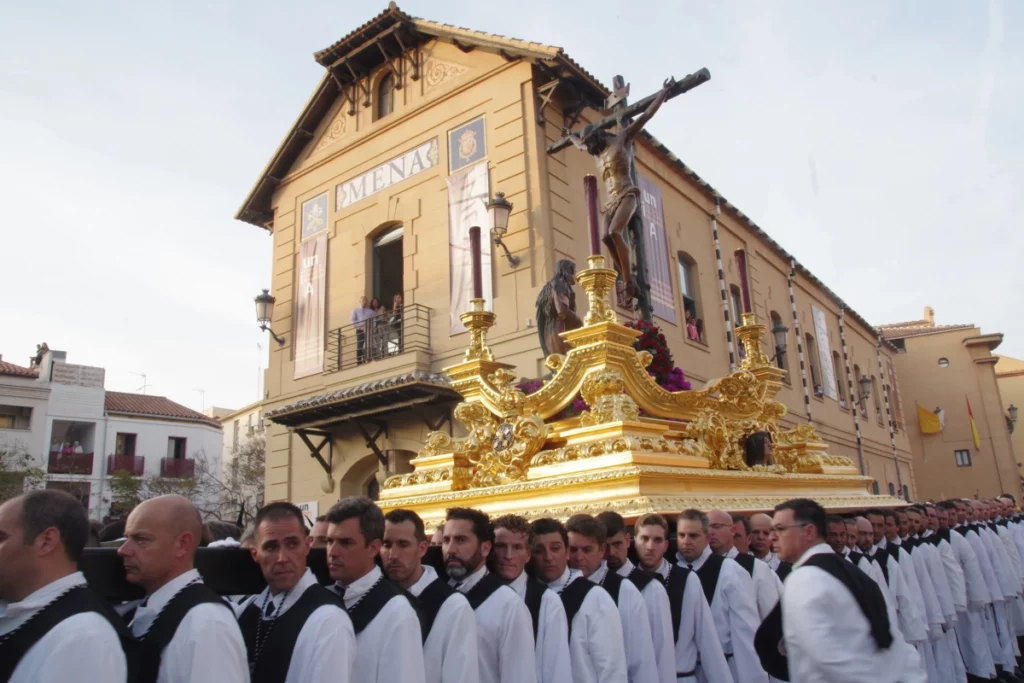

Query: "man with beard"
<box><xmin>443</xmin><ymin>508</ymin><xmax>537</xmax><ymax>683</ymax></box>
<box><xmin>750</xmin><ymin>513</ymin><xmax>782</xmax><ymax>572</ymax></box>
<box><xmin>326</xmin><ymin>497</ymin><xmax>425</xmax><ymax>683</ymax></box>
<box><xmin>381</xmin><ymin>509</ymin><xmax>478</xmax><ymax>683</ymax></box>
<box><xmin>707</xmin><ymin>510</ymin><xmax>781</xmax><ymax>622</ymax></box>
<box><xmin>597</xmin><ymin>511</ymin><xmax>674</xmax><ymax>683</ymax></box>
<box><xmin>568</xmin><ymin>514</ymin><xmax>657</xmax><ymax>683</ymax></box>
<box><xmin>491</xmin><ymin>514</ymin><xmax>571</xmax><ymax>683</ymax></box>
<box><xmin>530</xmin><ymin>517</ymin><xmax>626</xmax><ymax>683</ymax></box>
<box><xmin>633</xmin><ymin>513</ymin><xmax>731</xmax><ymax>683</ymax></box>
<box><xmin>237</xmin><ymin>502</ymin><xmax>353</xmax><ymax>683</ymax></box>
<box><xmin>676</xmin><ymin>509</ymin><xmax>767</xmax><ymax>683</ymax></box>
<box><xmin>119</xmin><ymin>494</ymin><xmax>248</xmax><ymax>683</ymax></box>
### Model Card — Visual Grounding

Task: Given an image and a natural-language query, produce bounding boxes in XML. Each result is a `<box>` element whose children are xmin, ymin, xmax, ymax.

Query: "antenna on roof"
<box><xmin>129</xmin><ymin>371</ymin><xmax>149</xmax><ymax>395</ymax></box>
<box><xmin>193</xmin><ymin>388</ymin><xmax>206</xmax><ymax>411</ymax></box>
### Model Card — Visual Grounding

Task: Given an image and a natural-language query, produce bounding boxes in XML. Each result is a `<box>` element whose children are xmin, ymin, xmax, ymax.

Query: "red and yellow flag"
<box><xmin>967</xmin><ymin>396</ymin><xmax>982</xmax><ymax>451</ymax></box>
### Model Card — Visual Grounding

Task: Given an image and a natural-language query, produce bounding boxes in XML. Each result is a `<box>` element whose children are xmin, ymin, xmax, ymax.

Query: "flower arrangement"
<box><xmin>625</xmin><ymin>319</ymin><xmax>692</xmax><ymax>392</ymax></box>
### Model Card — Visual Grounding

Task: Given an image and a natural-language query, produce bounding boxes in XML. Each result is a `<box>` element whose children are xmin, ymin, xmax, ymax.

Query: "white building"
<box><xmin>0</xmin><ymin>346</ymin><xmax>223</xmax><ymax>520</ymax></box>
<box><xmin>207</xmin><ymin>400</ymin><xmax>265</xmax><ymax>479</ymax></box>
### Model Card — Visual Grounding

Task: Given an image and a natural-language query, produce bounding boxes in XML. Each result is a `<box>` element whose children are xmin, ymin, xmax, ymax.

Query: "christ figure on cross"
<box><xmin>563</xmin><ymin>76</ymin><xmax>675</xmax><ymax>305</ymax></box>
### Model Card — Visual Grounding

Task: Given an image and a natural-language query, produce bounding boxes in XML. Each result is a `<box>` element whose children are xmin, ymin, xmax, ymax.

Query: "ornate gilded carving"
<box><xmin>424</xmin><ymin>59</ymin><xmax>469</xmax><ymax>89</ymax></box>
<box><xmin>460</xmin><ymin>298</ymin><xmax>496</xmax><ymax>362</ymax></box>
<box><xmin>579</xmin><ymin>369</ymin><xmax>640</xmax><ymax>426</ymax></box>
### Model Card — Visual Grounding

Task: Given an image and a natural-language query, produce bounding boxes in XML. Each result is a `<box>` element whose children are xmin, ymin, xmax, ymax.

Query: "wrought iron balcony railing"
<box><xmin>326</xmin><ymin>304</ymin><xmax>431</xmax><ymax>373</ymax></box>
<box><xmin>107</xmin><ymin>454</ymin><xmax>145</xmax><ymax>476</ymax></box>
<box><xmin>160</xmin><ymin>457</ymin><xmax>195</xmax><ymax>478</ymax></box>
<box><xmin>47</xmin><ymin>452</ymin><xmax>94</xmax><ymax>475</ymax></box>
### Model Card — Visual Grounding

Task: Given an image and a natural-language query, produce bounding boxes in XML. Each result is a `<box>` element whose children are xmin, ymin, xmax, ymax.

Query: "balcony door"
<box><xmin>372</xmin><ymin>225</ymin><xmax>403</xmax><ymax>311</ymax></box>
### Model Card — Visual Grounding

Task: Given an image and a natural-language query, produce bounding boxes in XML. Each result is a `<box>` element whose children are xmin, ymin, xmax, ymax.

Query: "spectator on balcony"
<box><xmin>60</xmin><ymin>442</ymin><xmax>72</xmax><ymax>457</ymax></box>
<box><xmin>71</xmin><ymin>442</ymin><xmax>83</xmax><ymax>454</ymax></box>
<box><xmin>49</xmin><ymin>440</ymin><xmax>60</xmax><ymax>456</ymax></box>
<box><xmin>370</xmin><ymin>297</ymin><xmax>388</xmax><ymax>360</ymax></box>
<box><xmin>351</xmin><ymin>296</ymin><xmax>375</xmax><ymax>365</ymax></box>
<box><xmin>686</xmin><ymin>312</ymin><xmax>701</xmax><ymax>342</ymax></box>
<box><xmin>389</xmin><ymin>294</ymin><xmax>404</xmax><ymax>355</ymax></box>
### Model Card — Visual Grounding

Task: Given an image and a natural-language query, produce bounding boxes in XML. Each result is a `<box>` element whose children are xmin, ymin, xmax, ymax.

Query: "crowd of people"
<box><xmin>350</xmin><ymin>294</ymin><xmax>403</xmax><ymax>364</ymax></box>
<box><xmin>4</xmin><ymin>488</ymin><xmax>1024</xmax><ymax>683</ymax></box>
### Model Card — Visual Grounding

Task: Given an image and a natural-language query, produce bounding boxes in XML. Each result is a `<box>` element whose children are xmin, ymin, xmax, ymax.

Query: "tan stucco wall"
<box><xmin>253</xmin><ymin>38</ymin><xmax>916</xmax><ymax>505</ymax></box>
<box><xmin>997</xmin><ymin>356</ymin><xmax>1024</xmax><ymax>493</ymax></box>
<box><xmin>892</xmin><ymin>332</ymin><xmax>1019</xmax><ymax>501</ymax></box>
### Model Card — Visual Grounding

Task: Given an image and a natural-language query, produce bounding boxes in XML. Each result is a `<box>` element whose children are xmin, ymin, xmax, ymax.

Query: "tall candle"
<box><xmin>584</xmin><ymin>174</ymin><xmax>601</xmax><ymax>256</ymax></box>
<box><xmin>734</xmin><ymin>248</ymin><xmax>752</xmax><ymax>314</ymax></box>
<box><xmin>470</xmin><ymin>225</ymin><xmax>483</xmax><ymax>299</ymax></box>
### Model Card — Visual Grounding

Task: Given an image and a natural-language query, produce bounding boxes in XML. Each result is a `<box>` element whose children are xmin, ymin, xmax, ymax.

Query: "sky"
<box><xmin>1</xmin><ymin>0</ymin><xmax>1021</xmax><ymax>412</ymax></box>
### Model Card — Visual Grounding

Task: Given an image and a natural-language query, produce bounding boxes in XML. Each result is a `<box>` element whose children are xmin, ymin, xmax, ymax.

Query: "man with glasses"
<box><xmin>771</xmin><ymin>498</ymin><xmax>926</xmax><ymax>682</ymax></box>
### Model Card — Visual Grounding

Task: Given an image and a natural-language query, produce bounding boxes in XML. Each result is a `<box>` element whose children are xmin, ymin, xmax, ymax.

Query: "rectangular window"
<box><xmin>954</xmin><ymin>449</ymin><xmax>972</xmax><ymax>467</ymax></box>
<box><xmin>0</xmin><ymin>405</ymin><xmax>32</xmax><ymax>430</ymax></box>
<box><xmin>168</xmin><ymin>437</ymin><xmax>187</xmax><ymax>460</ymax></box>
<box><xmin>115</xmin><ymin>433</ymin><xmax>137</xmax><ymax>457</ymax></box>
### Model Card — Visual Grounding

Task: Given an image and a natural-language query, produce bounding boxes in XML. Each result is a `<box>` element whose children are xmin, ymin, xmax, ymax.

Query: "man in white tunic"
<box><xmin>826</xmin><ymin>516</ymin><xmax>895</xmax><ymax>615</ymax></box>
<box><xmin>750</xmin><ymin>513</ymin><xmax>781</xmax><ymax>571</ymax></box>
<box><xmin>633</xmin><ymin>513</ymin><xmax>732</xmax><ymax>683</ymax></box>
<box><xmin>598</xmin><ymin>510</ymin><xmax>675</xmax><ymax>683</ymax></box>
<box><xmin>325</xmin><ymin>497</ymin><xmax>426</xmax><ymax>683</ymax></box>
<box><xmin>237</xmin><ymin>502</ymin><xmax>354</xmax><ymax>683</ymax></box>
<box><xmin>0</xmin><ymin>490</ymin><xmax>128</xmax><ymax>683</ymax></box>
<box><xmin>676</xmin><ymin>509</ymin><xmax>768</xmax><ymax>683</ymax></box>
<box><xmin>492</xmin><ymin>514</ymin><xmax>571</xmax><ymax>683</ymax></box>
<box><xmin>443</xmin><ymin>507</ymin><xmax>538</xmax><ymax>683</ymax></box>
<box><xmin>772</xmin><ymin>498</ymin><xmax>926</xmax><ymax>683</ymax></box>
<box><xmin>382</xmin><ymin>508</ymin><xmax>479</xmax><ymax>683</ymax></box>
<box><xmin>530</xmin><ymin>517</ymin><xmax>627</xmax><ymax>683</ymax></box>
<box><xmin>968</xmin><ymin>501</ymin><xmax>1020</xmax><ymax>673</ymax></box>
<box><xmin>708</xmin><ymin>509</ymin><xmax>781</xmax><ymax>621</ymax></box>
<box><xmin>119</xmin><ymin>495</ymin><xmax>249</xmax><ymax>683</ymax></box>
<box><xmin>567</xmin><ymin>514</ymin><xmax>658</xmax><ymax>683</ymax></box>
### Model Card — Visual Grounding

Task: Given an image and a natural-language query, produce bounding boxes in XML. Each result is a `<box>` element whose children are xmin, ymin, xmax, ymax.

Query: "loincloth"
<box><xmin>603</xmin><ymin>185</ymin><xmax>640</xmax><ymax>216</ymax></box>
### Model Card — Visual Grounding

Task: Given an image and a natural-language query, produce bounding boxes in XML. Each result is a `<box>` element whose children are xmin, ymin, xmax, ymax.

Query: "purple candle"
<box><xmin>470</xmin><ymin>225</ymin><xmax>483</xmax><ymax>299</ymax></box>
<box><xmin>584</xmin><ymin>175</ymin><xmax>601</xmax><ymax>256</ymax></box>
<box><xmin>734</xmin><ymin>248</ymin><xmax>752</xmax><ymax>314</ymax></box>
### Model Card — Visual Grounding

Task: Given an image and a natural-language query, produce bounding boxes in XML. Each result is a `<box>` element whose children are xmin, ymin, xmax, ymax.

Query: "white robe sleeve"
<box><xmin>920</xmin><ymin>543</ymin><xmax>957</xmax><ymax>623</ymax></box>
<box><xmin>292</xmin><ymin>605</ymin><xmax>355</xmax><ymax>683</ymax></box>
<box><xmin>618</xmin><ymin>580</ymin><xmax>660</xmax><ymax>683</ymax></box>
<box><xmin>751</xmin><ymin>561</ymin><xmax>783</xmax><ymax>622</ymax></box>
<box><xmin>535</xmin><ymin>591</ymin><xmax>572</xmax><ymax>683</ymax></box>
<box><xmin>640</xmin><ymin>580</ymin><xmax>677</xmax><ymax>683</ymax></box>
<box><xmin>907</xmin><ymin>550</ymin><xmax>946</xmax><ymax>633</ymax></box>
<box><xmin>982</xmin><ymin>530</ymin><xmax>1019</xmax><ymax>600</ymax></box>
<box><xmin>436</xmin><ymin>595</ymin><xmax>480</xmax><ymax>683</ymax></box>
<box><xmin>887</xmin><ymin>557</ymin><xmax>927</xmax><ymax>644</ymax></box>
<box><xmin>936</xmin><ymin>541</ymin><xmax>967</xmax><ymax>613</ymax></box>
<box><xmin>583</xmin><ymin>588</ymin><xmax>629</xmax><ymax>683</ymax></box>
<box><xmin>686</xmin><ymin>573</ymin><xmax>733</xmax><ymax>683</ymax></box>
<box><xmin>725</xmin><ymin>566</ymin><xmax>770</xmax><ymax>683</ymax></box>
<box><xmin>165</xmin><ymin>603</ymin><xmax>250</xmax><ymax>683</ymax></box>
<box><xmin>498</xmin><ymin>594</ymin><xmax>539</xmax><ymax>683</ymax></box>
<box><xmin>27</xmin><ymin>613</ymin><xmax>128</xmax><ymax>683</ymax></box>
<box><xmin>951</xmin><ymin>532</ymin><xmax>991</xmax><ymax>610</ymax></box>
<box><xmin>968</xmin><ymin>532</ymin><xmax>1004</xmax><ymax>602</ymax></box>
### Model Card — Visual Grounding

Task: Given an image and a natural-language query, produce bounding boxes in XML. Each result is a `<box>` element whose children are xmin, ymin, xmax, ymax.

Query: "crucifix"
<box><xmin>551</xmin><ymin>67</ymin><xmax>710</xmax><ymax>321</ymax></box>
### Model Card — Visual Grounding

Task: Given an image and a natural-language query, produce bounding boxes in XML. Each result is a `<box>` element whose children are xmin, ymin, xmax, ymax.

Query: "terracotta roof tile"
<box><xmin>877</xmin><ymin>319</ymin><xmax>929</xmax><ymax>330</ymax></box>
<box><xmin>877</xmin><ymin>324</ymin><xmax>974</xmax><ymax>340</ymax></box>
<box><xmin>0</xmin><ymin>359</ymin><xmax>39</xmax><ymax>378</ymax></box>
<box><xmin>104</xmin><ymin>391</ymin><xmax>220</xmax><ymax>427</ymax></box>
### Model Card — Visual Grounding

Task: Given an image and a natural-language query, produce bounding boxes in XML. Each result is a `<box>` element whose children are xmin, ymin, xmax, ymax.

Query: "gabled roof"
<box><xmin>234</xmin><ymin>3</ymin><xmax>893</xmax><ymax>349</ymax></box>
<box><xmin>0</xmin><ymin>358</ymin><xmax>38</xmax><ymax>378</ymax></box>
<box><xmin>105</xmin><ymin>391</ymin><xmax>221</xmax><ymax>427</ymax></box>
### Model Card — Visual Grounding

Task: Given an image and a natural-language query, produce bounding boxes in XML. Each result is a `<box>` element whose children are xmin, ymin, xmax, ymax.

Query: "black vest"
<box><xmin>466</xmin><ymin>572</ymin><xmax>506</xmax><ymax>610</ymax></box>
<box><xmin>694</xmin><ymin>553</ymin><xmax>726</xmax><ymax>606</ymax></box>
<box><xmin>660</xmin><ymin>565</ymin><xmax>690</xmax><ymax>644</ymax></box>
<box><xmin>775</xmin><ymin>561</ymin><xmax>793</xmax><ymax>582</ymax></box>
<box><xmin>559</xmin><ymin>578</ymin><xmax>596</xmax><ymax>639</ymax></box>
<box><xmin>523</xmin><ymin>577</ymin><xmax>548</xmax><ymax>642</ymax></box>
<box><xmin>754</xmin><ymin>600</ymin><xmax>788</xmax><ymax>681</ymax></box>
<box><xmin>732</xmin><ymin>552</ymin><xmax>756</xmax><ymax>577</ymax></box>
<box><xmin>626</xmin><ymin>566</ymin><xmax>658</xmax><ymax>593</ymax></box>
<box><xmin>600</xmin><ymin>569</ymin><xmax>625</xmax><ymax>605</ymax></box>
<box><xmin>0</xmin><ymin>585</ymin><xmax>137</xmax><ymax>683</ymax></box>
<box><xmin>415</xmin><ymin>577</ymin><xmax>457</xmax><ymax>641</ymax></box>
<box><xmin>344</xmin><ymin>579</ymin><xmax>423</xmax><ymax>637</ymax></box>
<box><xmin>137</xmin><ymin>582</ymin><xmax>232</xmax><ymax>683</ymax></box>
<box><xmin>804</xmin><ymin>552</ymin><xmax>893</xmax><ymax>650</ymax></box>
<box><xmin>238</xmin><ymin>585</ymin><xmax>342</xmax><ymax>683</ymax></box>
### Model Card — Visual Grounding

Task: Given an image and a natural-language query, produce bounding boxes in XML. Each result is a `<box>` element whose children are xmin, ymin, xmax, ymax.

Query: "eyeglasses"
<box><xmin>771</xmin><ymin>523</ymin><xmax>810</xmax><ymax>534</ymax></box>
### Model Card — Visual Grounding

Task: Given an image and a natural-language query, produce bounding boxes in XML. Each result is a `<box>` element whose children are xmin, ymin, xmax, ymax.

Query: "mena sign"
<box><xmin>335</xmin><ymin>138</ymin><xmax>439</xmax><ymax>210</ymax></box>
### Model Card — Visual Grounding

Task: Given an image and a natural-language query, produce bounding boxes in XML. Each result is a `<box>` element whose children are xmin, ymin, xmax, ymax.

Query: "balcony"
<box><xmin>47</xmin><ymin>452</ymin><xmax>94</xmax><ymax>475</ymax></box>
<box><xmin>326</xmin><ymin>304</ymin><xmax>431</xmax><ymax>373</ymax></box>
<box><xmin>107</xmin><ymin>455</ymin><xmax>145</xmax><ymax>476</ymax></box>
<box><xmin>160</xmin><ymin>457</ymin><xmax>195</xmax><ymax>478</ymax></box>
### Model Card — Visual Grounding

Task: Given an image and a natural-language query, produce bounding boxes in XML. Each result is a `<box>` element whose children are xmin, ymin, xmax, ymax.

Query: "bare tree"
<box><xmin>0</xmin><ymin>437</ymin><xmax>45</xmax><ymax>502</ymax></box>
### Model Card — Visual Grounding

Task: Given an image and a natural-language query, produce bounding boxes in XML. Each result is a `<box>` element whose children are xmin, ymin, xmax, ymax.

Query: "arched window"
<box><xmin>770</xmin><ymin>311</ymin><xmax>788</xmax><ymax>372</ymax></box>
<box><xmin>376</xmin><ymin>72</ymin><xmax>395</xmax><ymax>120</ymax></box>
<box><xmin>872</xmin><ymin>376</ymin><xmax>883</xmax><ymax>424</ymax></box>
<box><xmin>833</xmin><ymin>350</ymin><xmax>848</xmax><ymax>407</ymax></box>
<box><xmin>677</xmin><ymin>252</ymin><xmax>704</xmax><ymax>343</ymax></box>
<box><xmin>888</xmin><ymin>482</ymin><xmax>896</xmax><ymax>496</ymax></box>
<box><xmin>806</xmin><ymin>333</ymin><xmax>822</xmax><ymax>396</ymax></box>
<box><xmin>853</xmin><ymin>364</ymin><xmax>866</xmax><ymax>417</ymax></box>
<box><xmin>902</xmin><ymin>484</ymin><xmax>910</xmax><ymax>501</ymax></box>
<box><xmin>871</xmin><ymin>480</ymin><xmax>880</xmax><ymax>495</ymax></box>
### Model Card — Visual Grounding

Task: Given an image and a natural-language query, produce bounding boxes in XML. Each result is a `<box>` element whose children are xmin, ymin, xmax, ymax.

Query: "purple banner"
<box><xmin>637</xmin><ymin>173</ymin><xmax>676</xmax><ymax>324</ymax></box>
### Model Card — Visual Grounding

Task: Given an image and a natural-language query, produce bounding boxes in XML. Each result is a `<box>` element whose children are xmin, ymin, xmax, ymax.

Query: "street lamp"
<box><xmin>487</xmin><ymin>192</ymin><xmax>520</xmax><ymax>267</ymax></box>
<box><xmin>254</xmin><ymin>289</ymin><xmax>285</xmax><ymax>345</ymax></box>
<box><xmin>857</xmin><ymin>375</ymin><xmax>872</xmax><ymax>409</ymax></box>
<box><xmin>770</xmin><ymin>320</ymin><xmax>788</xmax><ymax>363</ymax></box>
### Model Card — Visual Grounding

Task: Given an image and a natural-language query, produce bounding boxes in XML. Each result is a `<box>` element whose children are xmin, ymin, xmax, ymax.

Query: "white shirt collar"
<box><xmin>922</xmin><ymin>529</ymin><xmax>934</xmax><ymax>537</ymax></box>
<box><xmin>678</xmin><ymin>545</ymin><xmax>711</xmax><ymax>570</ymax></box>
<box><xmin>0</xmin><ymin>572</ymin><xmax>86</xmax><ymax>621</ymax></box>
<box><xmin>725</xmin><ymin>546</ymin><xmax>739</xmax><ymax>559</ymax></box>
<box><xmin>450</xmin><ymin>564</ymin><xmax>488</xmax><ymax>593</ymax></box>
<box><xmin>255</xmin><ymin>568</ymin><xmax>318</xmax><ymax>618</ymax></box>
<box><xmin>408</xmin><ymin>564</ymin><xmax>438</xmax><ymax>598</ymax></box>
<box><xmin>651</xmin><ymin>557</ymin><xmax>671</xmax><ymax>579</ymax></box>
<box><xmin>508</xmin><ymin>569</ymin><xmax>529</xmax><ymax>598</ymax></box>
<box><xmin>587</xmin><ymin>562</ymin><xmax>609</xmax><ymax>584</ymax></box>
<box><xmin>547</xmin><ymin>566</ymin><xmax>581</xmax><ymax>592</ymax></box>
<box><xmin>337</xmin><ymin>565</ymin><xmax>383</xmax><ymax>607</ymax></box>
<box><xmin>755</xmin><ymin>549</ymin><xmax>777</xmax><ymax>563</ymax></box>
<box><xmin>793</xmin><ymin>542</ymin><xmax>834</xmax><ymax>569</ymax></box>
<box><xmin>842</xmin><ymin>546</ymin><xmax>851</xmax><ymax>557</ymax></box>
<box><xmin>145</xmin><ymin>569</ymin><xmax>201</xmax><ymax>613</ymax></box>
<box><xmin>616</xmin><ymin>558</ymin><xmax>635</xmax><ymax>577</ymax></box>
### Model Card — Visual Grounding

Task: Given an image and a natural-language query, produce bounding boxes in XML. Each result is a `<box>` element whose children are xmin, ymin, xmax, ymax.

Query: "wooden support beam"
<box><xmin>294</xmin><ymin>429</ymin><xmax>332</xmax><ymax>475</ymax></box>
<box><xmin>351</xmin><ymin>418</ymin><xmax>389</xmax><ymax>467</ymax></box>
<box><xmin>452</xmin><ymin>38</ymin><xmax>474</xmax><ymax>53</ymax></box>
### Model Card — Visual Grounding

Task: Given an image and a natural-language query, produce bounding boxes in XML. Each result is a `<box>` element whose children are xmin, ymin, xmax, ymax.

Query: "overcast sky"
<box><xmin>2</xmin><ymin>0</ymin><xmax>1020</xmax><ymax>412</ymax></box>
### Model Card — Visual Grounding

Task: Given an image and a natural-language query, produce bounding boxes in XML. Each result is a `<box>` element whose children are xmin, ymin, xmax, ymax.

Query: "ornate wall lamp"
<box><xmin>254</xmin><ymin>289</ymin><xmax>286</xmax><ymax>345</ymax></box>
<box><xmin>487</xmin><ymin>192</ymin><xmax>520</xmax><ymax>268</ymax></box>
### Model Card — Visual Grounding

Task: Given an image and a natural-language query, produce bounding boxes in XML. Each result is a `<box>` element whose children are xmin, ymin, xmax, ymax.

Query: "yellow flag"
<box><xmin>918</xmin><ymin>403</ymin><xmax>941</xmax><ymax>434</ymax></box>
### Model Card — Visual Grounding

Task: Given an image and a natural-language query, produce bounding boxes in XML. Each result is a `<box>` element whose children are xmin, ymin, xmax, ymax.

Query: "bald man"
<box><xmin>708</xmin><ymin>509</ymin><xmax>781</xmax><ymax>621</ymax></box>
<box><xmin>119</xmin><ymin>495</ymin><xmax>249</xmax><ymax>683</ymax></box>
<box><xmin>750</xmin><ymin>513</ymin><xmax>782</xmax><ymax>572</ymax></box>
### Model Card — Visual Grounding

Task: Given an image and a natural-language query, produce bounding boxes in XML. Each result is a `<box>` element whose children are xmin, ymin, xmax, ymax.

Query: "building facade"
<box><xmin>878</xmin><ymin>308</ymin><xmax>1020</xmax><ymax>501</ymax></box>
<box><xmin>238</xmin><ymin>5</ymin><xmax>916</xmax><ymax>512</ymax></box>
<box><xmin>0</xmin><ymin>347</ymin><xmax>223</xmax><ymax>519</ymax></box>
<box><xmin>995</xmin><ymin>355</ymin><xmax>1024</xmax><ymax>492</ymax></box>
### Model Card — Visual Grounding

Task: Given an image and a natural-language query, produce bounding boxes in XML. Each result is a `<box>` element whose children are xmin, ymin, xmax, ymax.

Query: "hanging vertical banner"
<box><xmin>637</xmin><ymin>173</ymin><xmax>676</xmax><ymax>324</ymax></box>
<box><xmin>294</xmin><ymin>233</ymin><xmax>327</xmax><ymax>378</ymax></box>
<box><xmin>810</xmin><ymin>304</ymin><xmax>838</xmax><ymax>400</ymax></box>
<box><xmin>447</xmin><ymin>161</ymin><xmax>492</xmax><ymax>334</ymax></box>
<box><xmin>887</xmin><ymin>359</ymin><xmax>904</xmax><ymax>429</ymax></box>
